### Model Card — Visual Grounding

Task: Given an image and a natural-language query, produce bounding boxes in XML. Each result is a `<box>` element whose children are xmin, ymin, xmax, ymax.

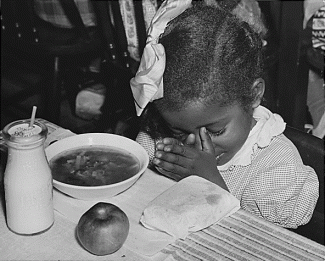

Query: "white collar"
<box><xmin>218</xmin><ymin>106</ymin><xmax>286</xmax><ymax>171</ymax></box>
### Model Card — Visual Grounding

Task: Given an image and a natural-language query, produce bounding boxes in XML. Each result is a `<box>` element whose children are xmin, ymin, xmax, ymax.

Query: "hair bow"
<box><xmin>130</xmin><ymin>0</ymin><xmax>192</xmax><ymax>116</ymax></box>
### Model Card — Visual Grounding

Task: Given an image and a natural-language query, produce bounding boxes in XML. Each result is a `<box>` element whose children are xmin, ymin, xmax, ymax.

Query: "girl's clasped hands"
<box><xmin>153</xmin><ymin>127</ymin><xmax>228</xmax><ymax>190</ymax></box>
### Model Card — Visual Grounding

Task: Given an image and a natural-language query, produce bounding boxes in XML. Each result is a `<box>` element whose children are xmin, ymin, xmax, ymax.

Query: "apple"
<box><xmin>77</xmin><ymin>202</ymin><xmax>130</xmax><ymax>256</ymax></box>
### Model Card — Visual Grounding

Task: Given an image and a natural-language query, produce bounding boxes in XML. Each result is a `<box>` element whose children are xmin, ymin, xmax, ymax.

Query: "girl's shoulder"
<box><xmin>270</xmin><ymin>132</ymin><xmax>300</xmax><ymax>153</ymax></box>
<box><xmin>254</xmin><ymin>132</ymin><xmax>304</xmax><ymax>167</ymax></box>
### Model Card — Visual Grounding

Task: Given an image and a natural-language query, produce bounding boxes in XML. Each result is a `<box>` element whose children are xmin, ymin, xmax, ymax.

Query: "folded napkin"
<box><xmin>140</xmin><ymin>176</ymin><xmax>240</xmax><ymax>239</ymax></box>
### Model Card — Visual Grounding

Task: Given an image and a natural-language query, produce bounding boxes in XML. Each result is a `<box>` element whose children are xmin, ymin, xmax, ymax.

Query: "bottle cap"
<box><xmin>2</xmin><ymin>119</ymin><xmax>48</xmax><ymax>146</ymax></box>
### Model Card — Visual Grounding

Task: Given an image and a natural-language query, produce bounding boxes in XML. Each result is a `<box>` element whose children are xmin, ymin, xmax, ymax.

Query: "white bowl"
<box><xmin>45</xmin><ymin>133</ymin><xmax>149</xmax><ymax>200</ymax></box>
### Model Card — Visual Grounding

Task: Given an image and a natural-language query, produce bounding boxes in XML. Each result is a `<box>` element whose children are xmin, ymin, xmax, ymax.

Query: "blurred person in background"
<box><xmin>33</xmin><ymin>0</ymin><xmax>159</xmax><ymax>130</ymax></box>
<box><xmin>34</xmin><ymin>0</ymin><xmax>101</xmax><ymax>73</ymax></box>
<box><xmin>303</xmin><ymin>0</ymin><xmax>324</xmax><ymax>139</ymax></box>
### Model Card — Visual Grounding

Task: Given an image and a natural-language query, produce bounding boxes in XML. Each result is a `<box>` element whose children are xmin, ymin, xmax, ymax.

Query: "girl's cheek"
<box><xmin>210</xmin><ymin>136</ymin><xmax>218</xmax><ymax>145</ymax></box>
<box><xmin>210</xmin><ymin>137</ymin><xmax>223</xmax><ymax>152</ymax></box>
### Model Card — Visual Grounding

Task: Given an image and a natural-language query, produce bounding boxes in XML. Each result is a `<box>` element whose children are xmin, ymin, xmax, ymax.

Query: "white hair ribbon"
<box><xmin>130</xmin><ymin>0</ymin><xmax>192</xmax><ymax>116</ymax></box>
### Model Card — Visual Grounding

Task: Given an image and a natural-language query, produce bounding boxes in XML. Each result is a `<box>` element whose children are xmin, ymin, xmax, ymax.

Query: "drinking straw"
<box><xmin>29</xmin><ymin>106</ymin><xmax>37</xmax><ymax>128</ymax></box>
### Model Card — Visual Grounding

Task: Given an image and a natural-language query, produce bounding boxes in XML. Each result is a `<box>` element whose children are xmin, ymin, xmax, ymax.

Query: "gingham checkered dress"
<box><xmin>136</xmin><ymin>106</ymin><xmax>319</xmax><ymax>228</ymax></box>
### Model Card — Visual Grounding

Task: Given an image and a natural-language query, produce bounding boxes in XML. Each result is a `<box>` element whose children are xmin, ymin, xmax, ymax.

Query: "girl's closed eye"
<box><xmin>207</xmin><ymin>128</ymin><xmax>226</xmax><ymax>137</ymax></box>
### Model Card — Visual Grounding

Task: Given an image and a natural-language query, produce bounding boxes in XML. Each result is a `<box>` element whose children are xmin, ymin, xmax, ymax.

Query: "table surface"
<box><xmin>1</xmin><ymin>119</ymin><xmax>324</xmax><ymax>261</ymax></box>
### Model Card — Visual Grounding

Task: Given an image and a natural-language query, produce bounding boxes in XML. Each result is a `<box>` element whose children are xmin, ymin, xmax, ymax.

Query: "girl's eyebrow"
<box><xmin>204</xmin><ymin>121</ymin><xmax>219</xmax><ymax>127</ymax></box>
<box><xmin>170</xmin><ymin>118</ymin><xmax>227</xmax><ymax>131</ymax></box>
<box><xmin>201</xmin><ymin>118</ymin><xmax>227</xmax><ymax>128</ymax></box>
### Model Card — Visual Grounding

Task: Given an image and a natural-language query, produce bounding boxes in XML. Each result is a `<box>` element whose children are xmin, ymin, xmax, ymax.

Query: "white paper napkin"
<box><xmin>140</xmin><ymin>176</ymin><xmax>240</xmax><ymax>239</ymax></box>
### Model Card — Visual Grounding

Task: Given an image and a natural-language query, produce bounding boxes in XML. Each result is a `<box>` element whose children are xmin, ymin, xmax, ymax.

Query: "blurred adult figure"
<box><xmin>303</xmin><ymin>0</ymin><xmax>324</xmax><ymax>139</ymax></box>
<box><xmin>34</xmin><ymin>0</ymin><xmax>101</xmax><ymax>72</ymax></box>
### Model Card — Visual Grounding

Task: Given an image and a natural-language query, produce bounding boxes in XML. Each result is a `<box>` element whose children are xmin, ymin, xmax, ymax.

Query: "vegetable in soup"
<box><xmin>49</xmin><ymin>146</ymin><xmax>140</xmax><ymax>186</ymax></box>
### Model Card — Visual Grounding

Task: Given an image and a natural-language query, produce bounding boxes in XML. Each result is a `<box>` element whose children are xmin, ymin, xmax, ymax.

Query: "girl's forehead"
<box><xmin>160</xmin><ymin>101</ymin><xmax>242</xmax><ymax>129</ymax></box>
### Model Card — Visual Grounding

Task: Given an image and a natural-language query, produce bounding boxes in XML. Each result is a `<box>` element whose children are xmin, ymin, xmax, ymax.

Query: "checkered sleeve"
<box><xmin>136</xmin><ymin>131</ymin><xmax>156</xmax><ymax>167</ymax></box>
<box><xmin>241</xmin><ymin>136</ymin><xmax>319</xmax><ymax>228</ymax></box>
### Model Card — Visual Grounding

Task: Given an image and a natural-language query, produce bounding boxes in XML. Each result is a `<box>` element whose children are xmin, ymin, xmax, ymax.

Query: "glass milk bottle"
<box><xmin>3</xmin><ymin>119</ymin><xmax>54</xmax><ymax>235</ymax></box>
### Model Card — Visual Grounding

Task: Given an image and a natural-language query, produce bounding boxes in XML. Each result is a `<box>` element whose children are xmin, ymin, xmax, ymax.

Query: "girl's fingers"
<box><xmin>199</xmin><ymin>127</ymin><xmax>215</xmax><ymax>153</ymax></box>
<box><xmin>156</xmin><ymin>142</ymin><xmax>165</xmax><ymax>151</ymax></box>
<box><xmin>157</xmin><ymin>130</ymin><xmax>213</xmax><ymax>155</ymax></box>
<box><xmin>185</xmin><ymin>133</ymin><xmax>196</xmax><ymax>145</ymax></box>
<box><xmin>162</xmin><ymin>137</ymin><xmax>183</xmax><ymax>146</ymax></box>
<box><xmin>155</xmin><ymin>150</ymin><xmax>183</xmax><ymax>164</ymax></box>
<box><xmin>194</xmin><ymin>130</ymin><xmax>202</xmax><ymax>150</ymax></box>
<box><xmin>156</xmin><ymin>137</ymin><xmax>183</xmax><ymax>151</ymax></box>
<box><xmin>158</xmin><ymin>143</ymin><xmax>198</xmax><ymax>159</ymax></box>
<box><xmin>153</xmin><ymin>157</ymin><xmax>189</xmax><ymax>176</ymax></box>
<box><xmin>155</xmin><ymin>167</ymin><xmax>183</xmax><ymax>181</ymax></box>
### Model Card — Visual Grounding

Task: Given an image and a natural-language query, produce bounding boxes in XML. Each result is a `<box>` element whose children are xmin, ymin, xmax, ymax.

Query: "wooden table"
<box><xmin>1</xmin><ymin>119</ymin><xmax>324</xmax><ymax>260</ymax></box>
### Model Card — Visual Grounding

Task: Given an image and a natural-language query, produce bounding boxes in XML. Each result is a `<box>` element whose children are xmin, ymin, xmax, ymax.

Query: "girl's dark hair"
<box><xmin>140</xmin><ymin>2</ymin><xmax>264</xmax><ymax>139</ymax></box>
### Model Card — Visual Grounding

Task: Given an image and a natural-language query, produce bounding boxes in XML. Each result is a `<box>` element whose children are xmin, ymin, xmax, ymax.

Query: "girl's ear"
<box><xmin>251</xmin><ymin>78</ymin><xmax>265</xmax><ymax>109</ymax></box>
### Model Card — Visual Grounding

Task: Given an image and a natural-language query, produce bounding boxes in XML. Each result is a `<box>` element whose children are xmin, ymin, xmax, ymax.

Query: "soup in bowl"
<box><xmin>45</xmin><ymin>133</ymin><xmax>149</xmax><ymax>200</ymax></box>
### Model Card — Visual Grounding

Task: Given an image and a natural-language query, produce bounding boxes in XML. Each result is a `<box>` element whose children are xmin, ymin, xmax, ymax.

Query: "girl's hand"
<box><xmin>153</xmin><ymin>127</ymin><xmax>228</xmax><ymax>190</ymax></box>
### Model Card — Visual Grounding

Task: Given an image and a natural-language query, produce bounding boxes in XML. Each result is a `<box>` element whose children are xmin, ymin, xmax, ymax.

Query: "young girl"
<box><xmin>130</xmin><ymin>0</ymin><xmax>319</xmax><ymax>229</ymax></box>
